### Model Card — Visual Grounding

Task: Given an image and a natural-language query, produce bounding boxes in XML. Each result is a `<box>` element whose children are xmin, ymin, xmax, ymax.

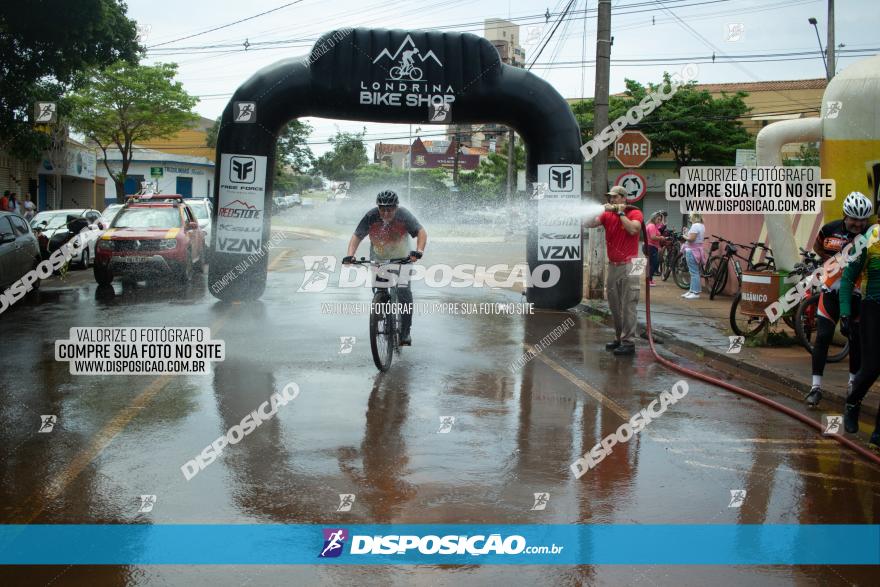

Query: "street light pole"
<box><xmin>407</xmin><ymin>124</ymin><xmax>412</xmax><ymax>201</ymax></box>
<box><xmin>808</xmin><ymin>17</ymin><xmax>829</xmax><ymax>80</ymax></box>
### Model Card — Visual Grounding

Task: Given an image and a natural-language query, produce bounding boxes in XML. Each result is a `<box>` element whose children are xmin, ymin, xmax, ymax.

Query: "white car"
<box><xmin>30</xmin><ymin>208</ymin><xmax>107</xmax><ymax>268</ymax></box>
<box><xmin>184</xmin><ymin>198</ymin><xmax>213</xmax><ymax>262</ymax></box>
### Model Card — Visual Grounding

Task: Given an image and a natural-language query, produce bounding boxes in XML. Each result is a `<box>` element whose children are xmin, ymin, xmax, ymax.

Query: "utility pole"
<box><xmin>452</xmin><ymin>133</ymin><xmax>461</xmax><ymax>186</ymax></box>
<box><xmin>407</xmin><ymin>124</ymin><xmax>412</xmax><ymax>200</ymax></box>
<box><xmin>826</xmin><ymin>0</ymin><xmax>835</xmax><ymax>80</ymax></box>
<box><xmin>506</xmin><ymin>128</ymin><xmax>515</xmax><ymax>208</ymax></box>
<box><xmin>587</xmin><ymin>0</ymin><xmax>612</xmax><ymax>299</ymax></box>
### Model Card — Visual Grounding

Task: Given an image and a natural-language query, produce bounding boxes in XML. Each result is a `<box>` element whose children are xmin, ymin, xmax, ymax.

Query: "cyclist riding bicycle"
<box><xmin>804</xmin><ymin>191</ymin><xmax>872</xmax><ymax>407</ymax></box>
<box><xmin>342</xmin><ymin>190</ymin><xmax>427</xmax><ymax>346</ymax></box>
<box><xmin>839</xmin><ymin>195</ymin><xmax>880</xmax><ymax>447</ymax></box>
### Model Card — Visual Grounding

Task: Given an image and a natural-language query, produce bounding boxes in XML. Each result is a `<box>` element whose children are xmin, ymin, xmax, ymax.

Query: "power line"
<box><xmin>147</xmin><ymin>1</ymin><xmax>306</xmax><ymax>49</ymax></box>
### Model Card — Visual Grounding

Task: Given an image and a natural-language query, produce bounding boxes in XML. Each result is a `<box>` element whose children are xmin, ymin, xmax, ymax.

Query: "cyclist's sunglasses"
<box><xmin>378</xmin><ymin>204</ymin><xmax>397</xmax><ymax>209</ymax></box>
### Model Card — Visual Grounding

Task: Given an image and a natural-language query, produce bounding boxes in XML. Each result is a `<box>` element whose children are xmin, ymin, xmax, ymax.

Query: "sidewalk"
<box><xmin>577</xmin><ymin>277</ymin><xmax>880</xmax><ymax>420</ymax></box>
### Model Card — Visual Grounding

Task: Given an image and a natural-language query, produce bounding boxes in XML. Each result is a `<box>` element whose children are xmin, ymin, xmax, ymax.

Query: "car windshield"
<box><xmin>32</xmin><ymin>212</ymin><xmax>80</xmax><ymax>229</ymax></box>
<box><xmin>189</xmin><ymin>203</ymin><xmax>209</xmax><ymax>219</ymax></box>
<box><xmin>112</xmin><ymin>207</ymin><xmax>180</xmax><ymax>229</ymax></box>
<box><xmin>102</xmin><ymin>204</ymin><xmax>123</xmax><ymax>221</ymax></box>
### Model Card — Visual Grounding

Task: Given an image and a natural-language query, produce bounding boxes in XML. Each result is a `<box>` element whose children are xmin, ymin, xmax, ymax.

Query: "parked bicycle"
<box><xmin>659</xmin><ymin>228</ymin><xmax>682</xmax><ymax>282</ymax></box>
<box><xmin>350</xmin><ymin>256</ymin><xmax>413</xmax><ymax>372</ymax></box>
<box><xmin>672</xmin><ymin>235</ymin><xmax>722</xmax><ymax>290</ymax></box>
<box><xmin>708</xmin><ymin>237</ymin><xmax>775</xmax><ymax>300</ymax></box>
<box><xmin>792</xmin><ymin>249</ymin><xmax>849</xmax><ymax>362</ymax></box>
<box><xmin>728</xmin><ymin>248</ymin><xmax>817</xmax><ymax>338</ymax></box>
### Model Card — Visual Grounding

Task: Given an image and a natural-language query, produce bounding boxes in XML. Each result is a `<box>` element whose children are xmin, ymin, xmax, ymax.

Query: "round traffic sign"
<box><xmin>615</xmin><ymin>171</ymin><xmax>647</xmax><ymax>203</ymax></box>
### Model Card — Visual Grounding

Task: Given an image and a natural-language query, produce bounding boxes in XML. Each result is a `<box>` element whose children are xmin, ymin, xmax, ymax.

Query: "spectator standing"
<box><xmin>22</xmin><ymin>194</ymin><xmax>36</xmax><ymax>220</ymax></box>
<box><xmin>585</xmin><ymin>185</ymin><xmax>644</xmax><ymax>356</ymax></box>
<box><xmin>681</xmin><ymin>213</ymin><xmax>705</xmax><ymax>299</ymax></box>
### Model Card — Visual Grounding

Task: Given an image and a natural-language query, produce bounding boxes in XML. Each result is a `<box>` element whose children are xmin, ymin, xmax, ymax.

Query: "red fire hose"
<box><xmin>638</xmin><ymin>220</ymin><xmax>880</xmax><ymax>467</ymax></box>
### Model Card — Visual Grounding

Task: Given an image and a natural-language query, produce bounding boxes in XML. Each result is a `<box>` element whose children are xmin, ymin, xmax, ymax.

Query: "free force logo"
<box><xmin>230</xmin><ymin>157</ymin><xmax>256</xmax><ymax>183</ymax></box>
<box><xmin>319</xmin><ymin>528</ymin><xmax>349</xmax><ymax>558</ymax></box>
<box><xmin>549</xmin><ymin>166</ymin><xmax>573</xmax><ymax>191</ymax></box>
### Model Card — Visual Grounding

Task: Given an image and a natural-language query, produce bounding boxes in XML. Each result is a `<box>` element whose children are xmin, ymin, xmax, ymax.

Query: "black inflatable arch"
<box><xmin>210</xmin><ymin>27</ymin><xmax>583</xmax><ymax>309</ymax></box>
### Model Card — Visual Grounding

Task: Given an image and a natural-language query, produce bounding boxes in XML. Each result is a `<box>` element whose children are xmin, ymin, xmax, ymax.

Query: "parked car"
<box><xmin>185</xmin><ymin>198</ymin><xmax>213</xmax><ymax>263</ymax></box>
<box><xmin>30</xmin><ymin>208</ymin><xmax>107</xmax><ymax>268</ymax></box>
<box><xmin>93</xmin><ymin>195</ymin><xmax>206</xmax><ymax>285</ymax></box>
<box><xmin>102</xmin><ymin>203</ymin><xmax>125</xmax><ymax>225</ymax></box>
<box><xmin>286</xmin><ymin>194</ymin><xmax>302</xmax><ymax>206</ymax></box>
<box><xmin>273</xmin><ymin>196</ymin><xmax>288</xmax><ymax>214</ymax></box>
<box><xmin>0</xmin><ymin>212</ymin><xmax>41</xmax><ymax>292</ymax></box>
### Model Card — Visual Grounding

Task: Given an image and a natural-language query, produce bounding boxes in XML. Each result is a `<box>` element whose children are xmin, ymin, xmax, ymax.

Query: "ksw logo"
<box><xmin>540</xmin><ymin>233</ymin><xmax>578</xmax><ymax>240</ymax></box>
<box><xmin>218</xmin><ymin>238</ymin><xmax>261</xmax><ymax>253</ymax></box>
<box><xmin>230</xmin><ymin>156</ymin><xmax>256</xmax><ymax>183</ymax></box>
<box><xmin>549</xmin><ymin>166</ymin><xmax>573</xmax><ymax>191</ymax></box>
<box><xmin>540</xmin><ymin>245</ymin><xmax>579</xmax><ymax>260</ymax></box>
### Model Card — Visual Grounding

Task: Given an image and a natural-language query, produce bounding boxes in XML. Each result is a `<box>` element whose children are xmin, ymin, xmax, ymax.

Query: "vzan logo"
<box><xmin>360</xmin><ymin>35</ymin><xmax>454</xmax><ymax>108</ymax></box>
<box><xmin>230</xmin><ymin>156</ymin><xmax>256</xmax><ymax>183</ymax></box>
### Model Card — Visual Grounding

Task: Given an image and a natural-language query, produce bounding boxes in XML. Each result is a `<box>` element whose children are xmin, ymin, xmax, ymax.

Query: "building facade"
<box><xmin>98</xmin><ymin>147</ymin><xmax>214</xmax><ymax>204</ymax></box>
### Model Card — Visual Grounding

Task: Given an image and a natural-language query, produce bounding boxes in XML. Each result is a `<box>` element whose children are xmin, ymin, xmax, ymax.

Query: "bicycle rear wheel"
<box><xmin>370</xmin><ymin>291</ymin><xmax>394</xmax><ymax>371</ymax></box>
<box><xmin>673</xmin><ymin>253</ymin><xmax>690</xmax><ymax>290</ymax></box>
<box><xmin>661</xmin><ymin>249</ymin><xmax>674</xmax><ymax>281</ymax></box>
<box><xmin>794</xmin><ymin>293</ymin><xmax>849</xmax><ymax>362</ymax></box>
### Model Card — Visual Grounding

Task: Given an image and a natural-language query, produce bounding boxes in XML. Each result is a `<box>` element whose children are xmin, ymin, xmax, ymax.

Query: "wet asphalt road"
<box><xmin>1</xmin><ymin>206</ymin><xmax>879</xmax><ymax>586</ymax></box>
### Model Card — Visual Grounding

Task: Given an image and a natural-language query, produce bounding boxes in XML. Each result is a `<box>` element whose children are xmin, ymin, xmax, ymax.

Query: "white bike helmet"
<box><xmin>842</xmin><ymin>191</ymin><xmax>873</xmax><ymax>219</ymax></box>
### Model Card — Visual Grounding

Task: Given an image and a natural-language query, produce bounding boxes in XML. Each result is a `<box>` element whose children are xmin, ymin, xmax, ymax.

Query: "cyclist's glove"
<box><xmin>409</xmin><ymin>250</ymin><xmax>423</xmax><ymax>259</ymax></box>
<box><xmin>342</xmin><ymin>255</ymin><xmax>356</xmax><ymax>265</ymax></box>
<box><xmin>840</xmin><ymin>316</ymin><xmax>851</xmax><ymax>337</ymax></box>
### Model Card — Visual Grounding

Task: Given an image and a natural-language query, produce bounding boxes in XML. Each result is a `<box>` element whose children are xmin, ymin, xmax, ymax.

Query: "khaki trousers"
<box><xmin>606</xmin><ymin>261</ymin><xmax>640</xmax><ymax>345</ymax></box>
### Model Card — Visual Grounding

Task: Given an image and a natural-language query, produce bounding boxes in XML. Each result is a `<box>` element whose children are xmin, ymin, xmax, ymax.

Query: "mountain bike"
<box><xmin>708</xmin><ymin>237</ymin><xmax>775</xmax><ymax>300</ymax></box>
<box><xmin>672</xmin><ymin>236</ymin><xmax>722</xmax><ymax>290</ymax></box>
<box><xmin>350</xmin><ymin>256</ymin><xmax>413</xmax><ymax>372</ymax></box>
<box><xmin>728</xmin><ymin>248</ymin><xmax>816</xmax><ymax>337</ymax></box>
<box><xmin>791</xmin><ymin>249</ymin><xmax>849</xmax><ymax>362</ymax></box>
<box><xmin>660</xmin><ymin>229</ymin><xmax>682</xmax><ymax>281</ymax></box>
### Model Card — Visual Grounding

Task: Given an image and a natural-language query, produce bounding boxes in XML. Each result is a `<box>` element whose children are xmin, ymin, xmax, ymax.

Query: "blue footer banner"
<box><xmin>0</xmin><ymin>525</ymin><xmax>878</xmax><ymax>565</ymax></box>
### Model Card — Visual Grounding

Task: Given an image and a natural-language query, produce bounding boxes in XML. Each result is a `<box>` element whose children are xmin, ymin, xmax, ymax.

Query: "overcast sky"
<box><xmin>128</xmin><ymin>0</ymin><xmax>878</xmax><ymax>158</ymax></box>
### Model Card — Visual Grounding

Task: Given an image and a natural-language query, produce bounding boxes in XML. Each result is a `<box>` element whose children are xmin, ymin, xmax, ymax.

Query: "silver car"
<box><xmin>0</xmin><ymin>212</ymin><xmax>41</xmax><ymax>292</ymax></box>
<box><xmin>184</xmin><ymin>198</ymin><xmax>213</xmax><ymax>263</ymax></box>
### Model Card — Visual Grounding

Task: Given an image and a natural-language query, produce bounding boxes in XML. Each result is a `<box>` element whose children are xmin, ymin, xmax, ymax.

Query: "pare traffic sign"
<box><xmin>613</xmin><ymin>131</ymin><xmax>651</xmax><ymax>168</ymax></box>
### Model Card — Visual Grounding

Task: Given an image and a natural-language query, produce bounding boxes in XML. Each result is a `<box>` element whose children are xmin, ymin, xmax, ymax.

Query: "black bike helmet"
<box><xmin>376</xmin><ymin>190</ymin><xmax>399</xmax><ymax>207</ymax></box>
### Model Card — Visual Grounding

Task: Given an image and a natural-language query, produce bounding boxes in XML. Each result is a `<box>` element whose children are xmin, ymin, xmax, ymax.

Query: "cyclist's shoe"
<box><xmin>399</xmin><ymin>330</ymin><xmax>412</xmax><ymax>346</ymax></box>
<box><xmin>804</xmin><ymin>385</ymin><xmax>823</xmax><ymax>407</ymax></box>
<box><xmin>613</xmin><ymin>343</ymin><xmax>635</xmax><ymax>356</ymax></box>
<box><xmin>843</xmin><ymin>403</ymin><xmax>861</xmax><ymax>433</ymax></box>
<box><xmin>605</xmin><ymin>340</ymin><xmax>621</xmax><ymax>351</ymax></box>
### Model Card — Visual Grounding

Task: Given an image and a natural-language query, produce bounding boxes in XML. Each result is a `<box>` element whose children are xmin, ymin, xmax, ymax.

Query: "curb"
<box><xmin>575</xmin><ymin>301</ymin><xmax>879</xmax><ymax>420</ymax></box>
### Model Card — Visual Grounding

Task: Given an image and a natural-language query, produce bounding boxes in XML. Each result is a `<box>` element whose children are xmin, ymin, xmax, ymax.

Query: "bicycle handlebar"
<box><xmin>349</xmin><ymin>256</ymin><xmax>414</xmax><ymax>266</ymax></box>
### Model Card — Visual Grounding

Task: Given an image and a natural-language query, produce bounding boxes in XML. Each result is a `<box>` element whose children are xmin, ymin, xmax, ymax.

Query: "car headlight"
<box><xmin>159</xmin><ymin>238</ymin><xmax>177</xmax><ymax>250</ymax></box>
<box><xmin>96</xmin><ymin>240</ymin><xmax>113</xmax><ymax>251</ymax></box>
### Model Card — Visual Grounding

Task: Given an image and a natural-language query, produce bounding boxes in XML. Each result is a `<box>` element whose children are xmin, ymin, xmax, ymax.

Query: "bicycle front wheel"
<box><xmin>729</xmin><ymin>292</ymin><xmax>769</xmax><ymax>337</ymax></box>
<box><xmin>709</xmin><ymin>257</ymin><xmax>728</xmax><ymax>300</ymax></box>
<box><xmin>370</xmin><ymin>291</ymin><xmax>394</xmax><ymax>371</ymax></box>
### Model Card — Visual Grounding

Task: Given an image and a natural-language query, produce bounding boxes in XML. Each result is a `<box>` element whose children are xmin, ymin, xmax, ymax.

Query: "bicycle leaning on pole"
<box><xmin>707</xmin><ymin>237</ymin><xmax>775</xmax><ymax>300</ymax></box>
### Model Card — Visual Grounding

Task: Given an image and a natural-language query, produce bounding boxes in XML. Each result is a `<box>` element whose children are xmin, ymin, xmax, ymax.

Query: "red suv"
<box><xmin>93</xmin><ymin>194</ymin><xmax>206</xmax><ymax>285</ymax></box>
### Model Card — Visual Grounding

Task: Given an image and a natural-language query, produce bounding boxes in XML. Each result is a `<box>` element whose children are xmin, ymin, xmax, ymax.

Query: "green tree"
<box><xmin>68</xmin><ymin>61</ymin><xmax>199</xmax><ymax>196</ymax></box>
<box><xmin>569</xmin><ymin>76</ymin><xmax>754</xmax><ymax>172</ymax></box>
<box><xmin>0</xmin><ymin>0</ymin><xmax>141</xmax><ymax>159</ymax></box>
<box><xmin>783</xmin><ymin>142</ymin><xmax>820</xmax><ymax>167</ymax></box>
<box><xmin>313</xmin><ymin>129</ymin><xmax>368</xmax><ymax>182</ymax></box>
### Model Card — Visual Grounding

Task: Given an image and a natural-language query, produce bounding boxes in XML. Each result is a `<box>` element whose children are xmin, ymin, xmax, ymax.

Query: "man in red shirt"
<box><xmin>585</xmin><ymin>186</ymin><xmax>644</xmax><ymax>355</ymax></box>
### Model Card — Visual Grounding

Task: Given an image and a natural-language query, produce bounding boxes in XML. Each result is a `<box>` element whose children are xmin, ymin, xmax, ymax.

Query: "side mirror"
<box><xmin>0</xmin><ymin>234</ymin><xmax>15</xmax><ymax>244</ymax></box>
<box><xmin>187</xmin><ymin>221</ymin><xmax>199</xmax><ymax>230</ymax></box>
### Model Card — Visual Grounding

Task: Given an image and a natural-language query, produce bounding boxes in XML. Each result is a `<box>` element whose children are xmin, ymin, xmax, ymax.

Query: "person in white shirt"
<box><xmin>22</xmin><ymin>194</ymin><xmax>36</xmax><ymax>220</ymax></box>
<box><xmin>681</xmin><ymin>213</ymin><xmax>705</xmax><ymax>299</ymax></box>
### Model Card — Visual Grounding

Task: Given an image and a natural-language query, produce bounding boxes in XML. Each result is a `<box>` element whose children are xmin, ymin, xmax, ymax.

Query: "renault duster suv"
<box><xmin>93</xmin><ymin>195</ymin><xmax>206</xmax><ymax>285</ymax></box>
